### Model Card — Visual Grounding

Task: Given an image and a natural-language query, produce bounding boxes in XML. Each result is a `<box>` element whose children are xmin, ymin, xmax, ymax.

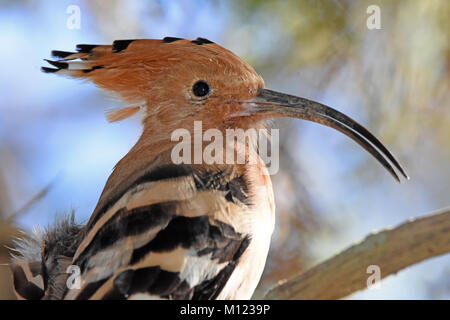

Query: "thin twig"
<box><xmin>6</xmin><ymin>180</ymin><xmax>54</xmax><ymax>222</ymax></box>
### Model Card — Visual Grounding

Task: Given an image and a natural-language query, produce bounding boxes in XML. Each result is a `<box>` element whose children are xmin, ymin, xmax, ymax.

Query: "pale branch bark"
<box><xmin>264</xmin><ymin>208</ymin><xmax>450</xmax><ymax>300</ymax></box>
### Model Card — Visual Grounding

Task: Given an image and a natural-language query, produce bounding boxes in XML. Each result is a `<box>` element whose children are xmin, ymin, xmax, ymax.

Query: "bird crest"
<box><xmin>43</xmin><ymin>37</ymin><xmax>264</xmax><ymax>130</ymax></box>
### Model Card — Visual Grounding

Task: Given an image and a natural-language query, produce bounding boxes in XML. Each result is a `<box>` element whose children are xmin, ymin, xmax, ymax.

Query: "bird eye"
<box><xmin>192</xmin><ymin>80</ymin><xmax>210</xmax><ymax>98</ymax></box>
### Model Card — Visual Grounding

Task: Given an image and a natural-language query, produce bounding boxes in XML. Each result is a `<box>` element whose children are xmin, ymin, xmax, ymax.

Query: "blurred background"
<box><xmin>0</xmin><ymin>0</ymin><xmax>449</xmax><ymax>299</ymax></box>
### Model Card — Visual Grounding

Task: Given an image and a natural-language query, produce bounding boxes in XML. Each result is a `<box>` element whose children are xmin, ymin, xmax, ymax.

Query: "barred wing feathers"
<box><xmin>64</xmin><ymin>164</ymin><xmax>252</xmax><ymax>300</ymax></box>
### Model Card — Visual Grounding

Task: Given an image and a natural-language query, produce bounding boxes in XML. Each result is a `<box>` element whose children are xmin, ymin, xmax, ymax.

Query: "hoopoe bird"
<box><xmin>10</xmin><ymin>37</ymin><xmax>408</xmax><ymax>300</ymax></box>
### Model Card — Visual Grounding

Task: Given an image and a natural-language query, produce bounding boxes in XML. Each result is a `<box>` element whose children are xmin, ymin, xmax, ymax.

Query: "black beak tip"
<box><xmin>394</xmin><ymin>168</ymin><xmax>409</xmax><ymax>183</ymax></box>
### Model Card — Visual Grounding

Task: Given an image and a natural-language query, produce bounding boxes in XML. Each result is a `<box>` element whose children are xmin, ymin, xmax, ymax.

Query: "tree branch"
<box><xmin>264</xmin><ymin>208</ymin><xmax>450</xmax><ymax>299</ymax></box>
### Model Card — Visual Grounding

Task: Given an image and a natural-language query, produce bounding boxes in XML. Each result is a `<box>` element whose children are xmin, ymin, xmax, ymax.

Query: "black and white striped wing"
<box><xmin>65</xmin><ymin>164</ymin><xmax>251</xmax><ymax>300</ymax></box>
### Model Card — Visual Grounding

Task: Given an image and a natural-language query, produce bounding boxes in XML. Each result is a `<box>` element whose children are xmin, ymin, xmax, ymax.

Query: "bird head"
<box><xmin>43</xmin><ymin>37</ymin><xmax>408</xmax><ymax>181</ymax></box>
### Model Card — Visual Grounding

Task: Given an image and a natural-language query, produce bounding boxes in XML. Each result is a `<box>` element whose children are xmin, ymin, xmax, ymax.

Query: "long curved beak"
<box><xmin>249</xmin><ymin>88</ymin><xmax>408</xmax><ymax>182</ymax></box>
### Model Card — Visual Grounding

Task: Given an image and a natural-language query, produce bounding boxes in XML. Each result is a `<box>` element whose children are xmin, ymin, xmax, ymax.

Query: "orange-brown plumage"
<box><xmin>51</xmin><ymin>38</ymin><xmax>265</xmax><ymax>132</ymax></box>
<box><xmin>10</xmin><ymin>37</ymin><xmax>407</xmax><ymax>300</ymax></box>
<box><xmin>48</xmin><ymin>38</ymin><xmax>271</xmax><ymax>226</ymax></box>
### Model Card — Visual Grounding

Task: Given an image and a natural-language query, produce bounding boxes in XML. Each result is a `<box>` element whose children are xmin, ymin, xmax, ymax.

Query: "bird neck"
<box><xmin>91</xmin><ymin>119</ymin><xmax>271</xmax><ymax>220</ymax></box>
